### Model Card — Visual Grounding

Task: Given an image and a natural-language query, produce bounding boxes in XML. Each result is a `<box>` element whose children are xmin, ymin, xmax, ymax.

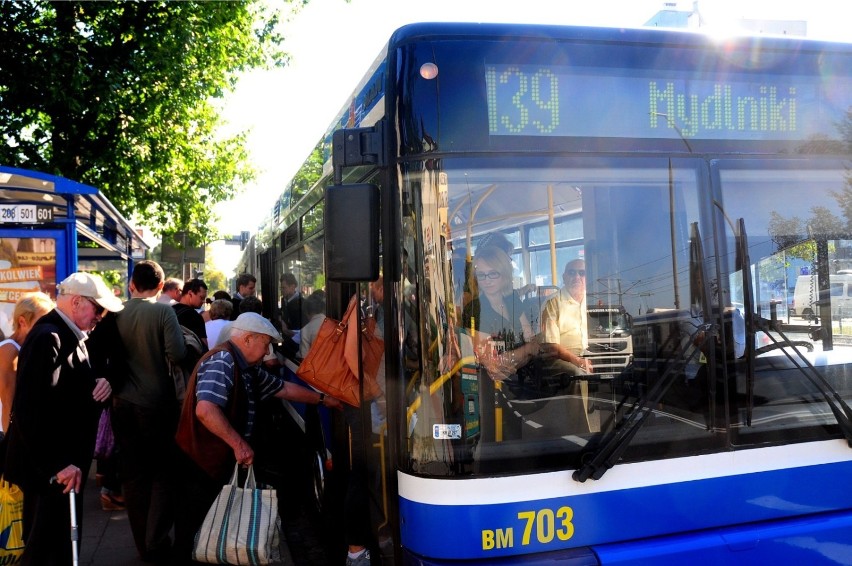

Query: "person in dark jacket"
<box><xmin>229</xmin><ymin>273</ymin><xmax>256</xmax><ymax>320</ymax></box>
<box><xmin>4</xmin><ymin>272</ymin><xmax>120</xmax><ymax>565</ymax></box>
<box><xmin>90</xmin><ymin>260</ymin><xmax>188</xmax><ymax>562</ymax></box>
<box><xmin>173</xmin><ymin>278</ymin><xmax>209</xmax><ymax>349</ymax></box>
<box><xmin>172</xmin><ymin>313</ymin><xmax>341</xmax><ymax>563</ymax></box>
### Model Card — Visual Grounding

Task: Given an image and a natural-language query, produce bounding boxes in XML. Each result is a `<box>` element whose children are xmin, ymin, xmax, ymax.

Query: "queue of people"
<box><xmin>0</xmin><ymin>265</ymin><xmax>346</xmax><ymax>565</ymax></box>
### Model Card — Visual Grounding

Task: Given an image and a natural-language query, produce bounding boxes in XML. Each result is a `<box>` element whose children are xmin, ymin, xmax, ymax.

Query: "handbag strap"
<box><xmin>342</xmin><ymin>294</ymin><xmax>359</xmax><ymax>329</ymax></box>
<box><xmin>228</xmin><ymin>463</ymin><xmax>241</xmax><ymax>486</ymax></box>
<box><xmin>244</xmin><ymin>465</ymin><xmax>256</xmax><ymax>490</ymax></box>
<box><xmin>228</xmin><ymin>463</ymin><xmax>258</xmax><ymax>490</ymax></box>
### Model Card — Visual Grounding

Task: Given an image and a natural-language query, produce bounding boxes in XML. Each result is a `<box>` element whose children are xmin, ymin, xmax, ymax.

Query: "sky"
<box><xmin>209</xmin><ymin>0</ymin><xmax>850</xmax><ymax>274</ymax></box>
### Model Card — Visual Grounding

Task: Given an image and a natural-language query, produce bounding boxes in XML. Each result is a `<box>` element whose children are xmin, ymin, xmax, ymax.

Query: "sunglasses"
<box><xmin>565</xmin><ymin>269</ymin><xmax>586</xmax><ymax>277</ymax></box>
<box><xmin>83</xmin><ymin>296</ymin><xmax>108</xmax><ymax>317</ymax></box>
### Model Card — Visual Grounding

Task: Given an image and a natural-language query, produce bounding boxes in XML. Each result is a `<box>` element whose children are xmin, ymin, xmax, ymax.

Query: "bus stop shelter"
<box><xmin>0</xmin><ymin>165</ymin><xmax>147</xmax><ymax>336</ymax></box>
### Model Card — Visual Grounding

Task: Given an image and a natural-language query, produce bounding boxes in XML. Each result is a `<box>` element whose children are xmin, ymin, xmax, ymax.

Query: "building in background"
<box><xmin>645</xmin><ymin>1</ymin><xmax>807</xmax><ymax>36</ymax></box>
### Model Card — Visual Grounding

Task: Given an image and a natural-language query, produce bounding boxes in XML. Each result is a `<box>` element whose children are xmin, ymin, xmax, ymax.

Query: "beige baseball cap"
<box><xmin>57</xmin><ymin>272</ymin><xmax>124</xmax><ymax>313</ymax></box>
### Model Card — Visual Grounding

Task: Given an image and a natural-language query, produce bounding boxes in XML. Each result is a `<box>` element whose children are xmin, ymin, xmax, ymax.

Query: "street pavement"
<box><xmin>79</xmin><ymin>462</ymin><xmax>298</xmax><ymax>565</ymax></box>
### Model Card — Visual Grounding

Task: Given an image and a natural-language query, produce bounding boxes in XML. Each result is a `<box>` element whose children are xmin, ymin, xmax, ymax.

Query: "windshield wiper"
<box><xmin>573</xmin><ymin>322</ymin><xmax>714</xmax><ymax>482</ymax></box>
<box><xmin>574</xmin><ymin>223</ymin><xmax>718</xmax><ymax>482</ymax></box>
<box><xmin>736</xmin><ymin>219</ymin><xmax>757</xmax><ymax>426</ymax></box>
<box><xmin>738</xmin><ymin>219</ymin><xmax>852</xmax><ymax>445</ymax></box>
<box><xmin>690</xmin><ymin>223</ymin><xmax>717</xmax><ymax>431</ymax></box>
<box><xmin>750</xmin><ymin>316</ymin><xmax>852</xmax><ymax>446</ymax></box>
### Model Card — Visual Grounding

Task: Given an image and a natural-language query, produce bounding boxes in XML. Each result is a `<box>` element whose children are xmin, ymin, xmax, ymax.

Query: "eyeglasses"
<box><xmin>564</xmin><ymin>269</ymin><xmax>586</xmax><ymax>278</ymax></box>
<box><xmin>475</xmin><ymin>271</ymin><xmax>501</xmax><ymax>281</ymax></box>
<box><xmin>83</xmin><ymin>296</ymin><xmax>107</xmax><ymax>317</ymax></box>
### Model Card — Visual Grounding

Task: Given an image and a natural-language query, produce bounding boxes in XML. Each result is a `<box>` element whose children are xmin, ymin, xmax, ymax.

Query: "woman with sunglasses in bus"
<box><xmin>462</xmin><ymin>244</ymin><xmax>539</xmax><ymax>382</ymax></box>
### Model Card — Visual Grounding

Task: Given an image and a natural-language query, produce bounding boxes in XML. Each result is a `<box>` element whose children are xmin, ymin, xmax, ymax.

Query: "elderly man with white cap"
<box><xmin>4</xmin><ymin>272</ymin><xmax>122</xmax><ymax>565</ymax></box>
<box><xmin>173</xmin><ymin>311</ymin><xmax>341</xmax><ymax>562</ymax></box>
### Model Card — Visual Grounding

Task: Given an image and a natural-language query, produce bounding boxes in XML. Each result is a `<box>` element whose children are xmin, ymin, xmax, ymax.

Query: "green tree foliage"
<box><xmin>0</xmin><ymin>1</ymin><xmax>290</xmax><ymax>241</ymax></box>
<box><xmin>767</xmin><ymin>112</ymin><xmax>852</xmax><ymax>264</ymax></box>
<box><xmin>202</xmin><ymin>267</ymin><xmax>227</xmax><ymax>294</ymax></box>
<box><xmin>292</xmin><ymin>143</ymin><xmax>324</xmax><ymax>234</ymax></box>
<box><xmin>92</xmin><ymin>269</ymin><xmax>124</xmax><ymax>291</ymax></box>
<box><xmin>767</xmin><ymin>208</ymin><xmax>839</xmax><ymax>270</ymax></box>
<box><xmin>290</xmin><ymin>144</ymin><xmax>323</xmax><ymax>203</ymax></box>
<box><xmin>253</xmin><ymin>141</ymin><xmax>323</xmax><ymax>247</ymax></box>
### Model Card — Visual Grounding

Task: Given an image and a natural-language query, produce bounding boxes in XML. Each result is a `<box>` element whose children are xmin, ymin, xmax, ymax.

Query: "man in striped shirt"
<box><xmin>173</xmin><ymin>312</ymin><xmax>340</xmax><ymax>563</ymax></box>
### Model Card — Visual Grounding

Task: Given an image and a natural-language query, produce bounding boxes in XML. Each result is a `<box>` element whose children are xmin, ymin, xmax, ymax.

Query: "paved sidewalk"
<box><xmin>79</xmin><ymin>463</ymin><xmax>295</xmax><ymax>565</ymax></box>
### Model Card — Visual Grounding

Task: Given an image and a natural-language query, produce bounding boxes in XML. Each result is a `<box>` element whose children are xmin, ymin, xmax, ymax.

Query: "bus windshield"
<box><xmin>400</xmin><ymin>155</ymin><xmax>852</xmax><ymax>476</ymax></box>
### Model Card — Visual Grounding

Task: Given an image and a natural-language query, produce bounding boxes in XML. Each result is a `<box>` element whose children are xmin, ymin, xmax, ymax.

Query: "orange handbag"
<box><xmin>297</xmin><ymin>295</ymin><xmax>383</xmax><ymax>407</ymax></box>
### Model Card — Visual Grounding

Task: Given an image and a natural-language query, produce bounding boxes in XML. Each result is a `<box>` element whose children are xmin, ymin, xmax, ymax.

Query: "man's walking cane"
<box><xmin>69</xmin><ymin>489</ymin><xmax>80</xmax><ymax>566</ymax></box>
<box><xmin>51</xmin><ymin>475</ymin><xmax>80</xmax><ymax>565</ymax></box>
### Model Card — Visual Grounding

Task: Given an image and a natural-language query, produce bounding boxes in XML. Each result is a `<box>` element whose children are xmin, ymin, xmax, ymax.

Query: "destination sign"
<box><xmin>485</xmin><ymin>64</ymin><xmax>852</xmax><ymax>141</ymax></box>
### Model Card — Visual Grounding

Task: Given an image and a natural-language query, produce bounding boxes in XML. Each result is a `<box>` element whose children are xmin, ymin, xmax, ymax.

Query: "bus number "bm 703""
<box><xmin>482</xmin><ymin>506</ymin><xmax>575</xmax><ymax>550</ymax></box>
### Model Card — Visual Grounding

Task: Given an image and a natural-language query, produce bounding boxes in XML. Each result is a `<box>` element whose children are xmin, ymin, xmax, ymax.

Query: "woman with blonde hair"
<box><xmin>0</xmin><ymin>292</ymin><xmax>54</xmax><ymax>435</ymax></box>
<box><xmin>462</xmin><ymin>244</ymin><xmax>538</xmax><ymax>381</ymax></box>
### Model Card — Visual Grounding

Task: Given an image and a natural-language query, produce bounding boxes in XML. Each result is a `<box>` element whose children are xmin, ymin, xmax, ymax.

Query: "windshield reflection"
<box><xmin>400</xmin><ymin>157</ymin><xmax>852</xmax><ymax>477</ymax></box>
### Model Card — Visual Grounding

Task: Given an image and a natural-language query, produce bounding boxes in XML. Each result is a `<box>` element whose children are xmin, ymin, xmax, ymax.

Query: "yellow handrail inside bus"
<box><xmin>405</xmin><ymin>370</ymin><xmax>420</xmax><ymax>398</ymax></box>
<box><xmin>406</xmin><ymin>355</ymin><xmax>477</xmax><ymax>424</ymax></box>
<box><xmin>373</xmin><ymin>425</ymin><xmax>389</xmax><ymax>532</ymax></box>
<box><xmin>548</xmin><ymin>184</ymin><xmax>558</xmax><ymax>284</ymax></box>
<box><xmin>495</xmin><ymin>381</ymin><xmax>503</xmax><ymax>442</ymax></box>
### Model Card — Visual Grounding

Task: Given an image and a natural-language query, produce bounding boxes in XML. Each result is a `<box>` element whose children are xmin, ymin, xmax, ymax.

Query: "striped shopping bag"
<box><xmin>193</xmin><ymin>464</ymin><xmax>281</xmax><ymax>565</ymax></box>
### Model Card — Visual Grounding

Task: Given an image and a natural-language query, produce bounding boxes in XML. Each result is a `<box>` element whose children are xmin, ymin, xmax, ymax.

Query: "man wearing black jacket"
<box><xmin>5</xmin><ymin>272</ymin><xmax>120</xmax><ymax>565</ymax></box>
<box><xmin>229</xmin><ymin>273</ymin><xmax>256</xmax><ymax>320</ymax></box>
<box><xmin>173</xmin><ymin>278</ymin><xmax>208</xmax><ymax>349</ymax></box>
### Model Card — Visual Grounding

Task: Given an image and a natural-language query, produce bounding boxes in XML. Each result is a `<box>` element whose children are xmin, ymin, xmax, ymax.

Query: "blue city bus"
<box><xmin>244</xmin><ymin>23</ymin><xmax>852</xmax><ymax>565</ymax></box>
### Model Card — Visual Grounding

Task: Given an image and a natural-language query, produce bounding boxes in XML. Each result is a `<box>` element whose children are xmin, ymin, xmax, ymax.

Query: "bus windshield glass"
<box><xmin>400</xmin><ymin>155</ymin><xmax>852</xmax><ymax>476</ymax></box>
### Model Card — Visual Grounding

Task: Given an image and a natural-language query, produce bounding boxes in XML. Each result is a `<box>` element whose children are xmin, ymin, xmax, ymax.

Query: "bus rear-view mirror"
<box><xmin>325</xmin><ymin>183</ymin><xmax>380</xmax><ymax>282</ymax></box>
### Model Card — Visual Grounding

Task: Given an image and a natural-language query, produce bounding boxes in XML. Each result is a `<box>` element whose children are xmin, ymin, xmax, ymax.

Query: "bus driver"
<box><xmin>540</xmin><ymin>258</ymin><xmax>597</xmax><ymax>432</ymax></box>
<box><xmin>540</xmin><ymin>258</ymin><xmax>592</xmax><ymax>374</ymax></box>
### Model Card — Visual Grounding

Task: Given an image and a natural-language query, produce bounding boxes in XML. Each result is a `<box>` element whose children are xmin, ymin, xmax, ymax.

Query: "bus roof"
<box><xmin>388</xmin><ymin>21</ymin><xmax>850</xmax><ymax>50</ymax></box>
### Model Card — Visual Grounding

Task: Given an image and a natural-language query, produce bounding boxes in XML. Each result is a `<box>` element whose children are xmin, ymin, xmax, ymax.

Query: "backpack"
<box><xmin>168</xmin><ymin>325</ymin><xmax>205</xmax><ymax>402</ymax></box>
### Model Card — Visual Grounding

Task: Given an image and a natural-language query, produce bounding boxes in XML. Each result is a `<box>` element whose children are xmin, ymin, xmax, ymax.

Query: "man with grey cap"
<box><xmin>173</xmin><ymin>312</ymin><xmax>341</xmax><ymax>562</ymax></box>
<box><xmin>4</xmin><ymin>272</ymin><xmax>120</xmax><ymax>564</ymax></box>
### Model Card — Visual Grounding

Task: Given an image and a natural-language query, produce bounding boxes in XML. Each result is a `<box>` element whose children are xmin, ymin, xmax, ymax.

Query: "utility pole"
<box><xmin>596</xmin><ymin>277</ymin><xmax>639</xmax><ymax>307</ymax></box>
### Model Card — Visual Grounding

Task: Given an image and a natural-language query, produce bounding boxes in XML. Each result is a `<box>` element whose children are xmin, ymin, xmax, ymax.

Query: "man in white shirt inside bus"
<box><xmin>539</xmin><ymin>258</ymin><xmax>598</xmax><ymax>432</ymax></box>
<box><xmin>541</xmin><ymin>259</ymin><xmax>592</xmax><ymax>373</ymax></box>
